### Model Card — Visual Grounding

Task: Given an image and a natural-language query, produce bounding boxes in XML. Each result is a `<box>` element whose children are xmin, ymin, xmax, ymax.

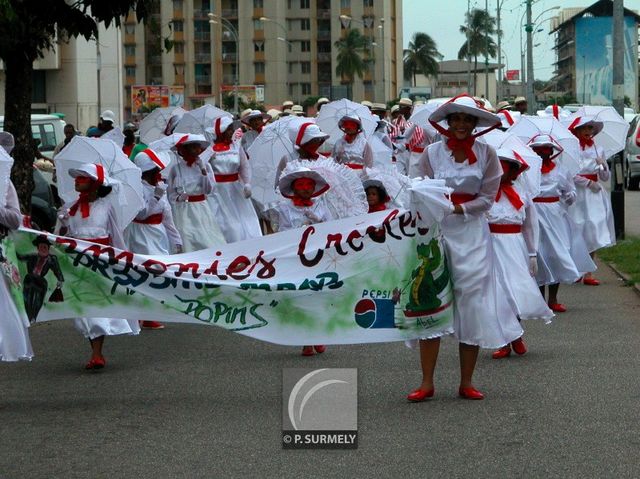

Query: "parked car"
<box><xmin>624</xmin><ymin>114</ymin><xmax>640</xmax><ymax>190</ymax></box>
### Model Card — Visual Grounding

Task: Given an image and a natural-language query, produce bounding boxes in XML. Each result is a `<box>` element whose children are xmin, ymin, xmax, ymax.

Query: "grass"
<box><xmin>598</xmin><ymin>236</ymin><xmax>640</xmax><ymax>285</ymax></box>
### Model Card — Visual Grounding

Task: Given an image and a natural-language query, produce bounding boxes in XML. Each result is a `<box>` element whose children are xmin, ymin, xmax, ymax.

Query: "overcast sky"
<box><xmin>402</xmin><ymin>0</ymin><xmax>611</xmax><ymax>81</ymax></box>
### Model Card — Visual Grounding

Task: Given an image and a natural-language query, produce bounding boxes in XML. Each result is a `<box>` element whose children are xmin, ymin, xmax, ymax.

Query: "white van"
<box><xmin>0</xmin><ymin>114</ymin><xmax>66</xmax><ymax>154</ymax></box>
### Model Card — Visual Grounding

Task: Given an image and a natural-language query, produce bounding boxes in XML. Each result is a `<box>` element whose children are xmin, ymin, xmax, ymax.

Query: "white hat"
<box><xmin>241</xmin><ymin>109</ymin><xmax>270</xmax><ymax>124</ymax></box>
<box><xmin>315</xmin><ymin>97</ymin><xmax>330</xmax><ymax>107</ymax></box>
<box><xmin>290</xmin><ymin>122</ymin><xmax>329</xmax><ymax>147</ymax></box>
<box><xmin>68</xmin><ymin>163</ymin><xmax>112</xmax><ymax>185</ymax></box>
<box><xmin>282</xmin><ymin>100</ymin><xmax>294</xmax><ymax>108</ymax></box>
<box><xmin>278</xmin><ymin>166</ymin><xmax>329</xmax><ymax>199</ymax></box>
<box><xmin>371</xmin><ymin>103</ymin><xmax>387</xmax><ymax>111</ymax></box>
<box><xmin>0</xmin><ymin>131</ymin><xmax>15</xmax><ymax>154</ymax></box>
<box><xmin>174</xmin><ymin>133</ymin><xmax>210</xmax><ymax>150</ymax></box>
<box><xmin>496</xmin><ymin>148</ymin><xmax>529</xmax><ymax>175</ymax></box>
<box><xmin>208</xmin><ymin>117</ymin><xmax>235</xmax><ymax>140</ymax></box>
<box><xmin>528</xmin><ymin>134</ymin><xmax>563</xmax><ymax>155</ymax></box>
<box><xmin>496</xmin><ymin>100</ymin><xmax>511</xmax><ymax>111</ymax></box>
<box><xmin>390</xmin><ymin>105</ymin><xmax>400</xmax><ymax>114</ymax></box>
<box><xmin>567</xmin><ymin>115</ymin><xmax>604</xmax><ymax>136</ymax></box>
<box><xmin>291</xmin><ymin>105</ymin><xmax>305</xmax><ymax>116</ymax></box>
<box><xmin>361</xmin><ymin>100</ymin><xmax>373</xmax><ymax>108</ymax></box>
<box><xmin>266</xmin><ymin>108</ymin><xmax>281</xmax><ymax>121</ymax></box>
<box><xmin>497</xmin><ymin>110</ymin><xmax>521</xmax><ymax>129</ymax></box>
<box><xmin>537</xmin><ymin>104</ymin><xmax>571</xmax><ymax>120</ymax></box>
<box><xmin>362</xmin><ymin>179</ymin><xmax>390</xmax><ymax>201</ymax></box>
<box><xmin>429</xmin><ymin>94</ymin><xmax>501</xmax><ymax>128</ymax></box>
<box><xmin>398</xmin><ymin>98</ymin><xmax>413</xmax><ymax>107</ymax></box>
<box><xmin>133</xmin><ymin>148</ymin><xmax>170</xmax><ymax>172</ymax></box>
<box><xmin>100</xmin><ymin>110</ymin><xmax>116</xmax><ymax>124</ymax></box>
<box><xmin>513</xmin><ymin>96</ymin><xmax>527</xmax><ymax>105</ymax></box>
<box><xmin>338</xmin><ymin>113</ymin><xmax>363</xmax><ymax>132</ymax></box>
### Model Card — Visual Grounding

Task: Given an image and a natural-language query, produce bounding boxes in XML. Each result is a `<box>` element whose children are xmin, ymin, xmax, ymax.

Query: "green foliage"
<box><xmin>598</xmin><ymin>237</ymin><xmax>640</xmax><ymax>285</ymax></box>
<box><xmin>302</xmin><ymin>96</ymin><xmax>321</xmax><ymax>108</ymax></box>
<box><xmin>334</xmin><ymin>29</ymin><xmax>369</xmax><ymax>88</ymax></box>
<box><xmin>457</xmin><ymin>8</ymin><xmax>497</xmax><ymax>95</ymax></box>
<box><xmin>403</xmin><ymin>32</ymin><xmax>443</xmax><ymax>86</ymax></box>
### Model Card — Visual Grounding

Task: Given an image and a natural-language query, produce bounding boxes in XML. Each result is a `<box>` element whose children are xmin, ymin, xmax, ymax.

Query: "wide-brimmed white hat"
<box><xmin>528</xmin><ymin>134</ymin><xmax>563</xmax><ymax>155</ymax></box>
<box><xmin>0</xmin><ymin>131</ymin><xmax>15</xmax><ymax>154</ymax></box>
<box><xmin>497</xmin><ymin>147</ymin><xmax>529</xmax><ymax>175</ymax></box>
<box><xmin>241</xmin><ymin>109</ymin><xmax>270</xmax><ymax>124</ymax></box>
<box><xmin>537</xmin><ymin>104</ymin><xmax>571</xmax><ymax>120</ymax></box>
<box><xmin>513</xmin><ymin>96</ymin><xmax>527</xmax><ymax>105</ymax></box>
<box><xmin>133</xmin><ymin>148</ymin><xmax>170</xmax><ymax>173</ymax></box>
<box><xmin>567</xmin><ymin>115</ymin><xmax>604</xmax><ymax>136</ymax></box>
<box><xmin>315</xmin><ymin>97</ymin><xmax>330</xmax><ymax>107</ymax></box>
<box><xmin>497</xmin><ymin>110</ymin><xmax>521</xmax><ymax>129</ymax></box>
<box><xmin>266</xmin><ymin>108</ymin><xmax>281</xmax><ymax>121</ymax></box>
<box><xmin>429</xmin><ymin>94</ymin><xmax>501</xmax><ymax>128</ymax></box>
<box><xmin>290</xmin><ymin>122</ymin><xmax>329</xmax><ymax>147</ymax></box>
<box><xmin>338</xmin><ymin>113</ymin><xmax>363</xmax><ymax>132</ymax></box>
<box><xmin>362</xmin><ymin>178</ymin><xmax>390</xmax><ymax>201</ymax></box>
<box><xmin>68</xmin><ymin>163</ymin><xmax>112</xmax><ymax>185</ymax></box>
<box><xmin>174</xmin><ymin>133</ymin><xmax>210</xmax><ymax>150</ymax></box>
<box><xmin>100</xmin><ymin>110</ymin><xmax>116</xmax><ymax>124</ymax></box>
<box><xmin>398</xmin><ymin>98</ymin><xmax>413</xmax><ymax>107</ymax></box>
<box><xmin>278</xmin><ymin>167</ymin><xmax>330</xmax><ymax>199</ymax></box>
<box><xmin>496</xmin><ymin>100</ymin><xmax>511</xmax><ymax>111</ymax></box>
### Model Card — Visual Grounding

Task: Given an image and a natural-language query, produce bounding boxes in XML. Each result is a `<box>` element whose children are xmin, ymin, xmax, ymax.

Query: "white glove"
<box><xmin>154</xmin><ymin>182</ymin><xmax>168</xmax><ymax>199</ymax></box>
<box><xmin>57</xmin><ymin>209</ymin><xmax>70</xmax><ymax>225</ymax></box>
<box><xmin>528</xmin><ymin>256</ymin><xmax>538</xmax><ymax>277</ymax></box>
<box><xmin>174</xmin><ymin>244</ymin><xmax>183</xmax><ymax>254</ymax></box>
<box><xmin>588</xmin><ymin>180</ymin><xmax>602</xmax><ymax>193</ymax></box>
<box><xmin>243</xmin><ymin>184</ymin><xmax>252</xmax><ymax>199</ymax></box>
<box><xmin>175</xmin><ymin>193</ymin><xmax>189</xmax><ymax>203</ymax></box>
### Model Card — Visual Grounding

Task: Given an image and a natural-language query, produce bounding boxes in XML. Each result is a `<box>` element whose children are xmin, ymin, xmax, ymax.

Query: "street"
<box><xmin>1</xmin><ymin>259</ymin><xmax>639</xmax><ymax>478</ymax></box>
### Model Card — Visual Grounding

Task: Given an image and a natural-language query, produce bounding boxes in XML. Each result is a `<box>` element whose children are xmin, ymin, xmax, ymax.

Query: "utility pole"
<box><xmin>484</xmin><ymin>0</ymin><xmax>489</xmax><ymax>102</ymax></box>
<box><xmin>525</xmin><ymin>0</ymin><xmax>534</xmax><ymax>112</ymax></box>
<box><xmin>496</xmin><ymin>0</ymin><xmax>503</xmax><ymax>102</ymax></box>
<box><xmin>611</xmin><ymin>0</ymin><xmax>625</xmax><ymax>238</ymax></box>
<box><xmin>466</xmin><ymin>0</ymin><xmax>472</xmax><ymax>93</ymax></box>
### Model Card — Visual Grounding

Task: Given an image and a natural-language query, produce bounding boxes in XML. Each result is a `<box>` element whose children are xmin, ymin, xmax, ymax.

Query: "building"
<box><xmin>123</xmin><ymin>0</ymin><xmax>403</xmax><ymax>119</ymax></box>
<box><xmin>550</xmin><ymin>0</ymin><xmax>640</xmax><ymax>108</ymax></box>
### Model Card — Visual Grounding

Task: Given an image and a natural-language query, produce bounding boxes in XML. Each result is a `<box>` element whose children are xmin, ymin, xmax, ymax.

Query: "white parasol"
<box><xmin>563</xmin><ymin>105</ymin><xmax>629</xmax><ymax>159</ymax></box>
<box><xmin>139</xmin><ymin>106</ymin><xmax>187</xmax><ymax>145</ymax></box>
<box><xmin>173</xmin><ymin>104</ymin><xmax>232</xmax><ymax>136</ymax></box>
<box><xmin>362</xmin><ymin>167</ymin><xmax>413</xmax><ymax>209</ymax></box>
<box><xmin>409</xmin><ymin>100</ymin><xmax>446</xmax><ymax>138</ymax></box>
<box><xmin>0</xmin><ymin>147</ymin><xmax>14</xmax><ymax>205</ymax></box>
<box><xmin>315</xmin><ymin>99</ymin><xmax>378</xmax><ymax>145</ymax></box>
<box><xmin>101</xmin><ymin>127</ymin><xmax>124</xmax><ymax>148</ymax></box>
<box><xmin>507</xmin><ymin>115</ymin><xmax>581</xmax><ymax>177</ymax></box>
<box><xmin>367</xmin><ymin>134</ymin><xmax>393</xmax><ymax>169</ymax></box>
<box><xmin>54</xmin><ymin>136</ymin><xmax>144</xmax><ymax>230</ymax></box>
<box><xmin>409</xmin><ymin>178</ymin><xmax>454</xmax><ymax>226</ymax></box>
<box><xmin>247</xmin><ymin>116</ymin><xmax>313</xmax><ymax>209</ymax></box>
<box><xmin>282</xmin><ymin>158</ymin><xmax>368</xmax><ymax>219</ymax></box>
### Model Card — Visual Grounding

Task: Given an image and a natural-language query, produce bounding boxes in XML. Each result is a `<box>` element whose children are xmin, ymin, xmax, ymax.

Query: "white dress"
<box><xmin>124</xmin><ymin>180</ymin><xmax>182</xmax><ymax>254</ymax></box>
<box><xmin>569</xmin><ymin>144</ymin><xmax>615</xmax><ymax>252</ymax></box>
<box><xmin>534</xmin><ymin>164</ymin><xmax>596</xmax><ymax>285</ymax></box>
<box><xmin>331</xmin><ymin>135</ymin><xmax>373</xmax><ymax>171</ymax></box>
<box><xmin>208</xmin><ymin>142</ymin><xmax>262</xmax><ymax>242</ymax></box>
<box><xmin>270</xmin><ymin>197</ymin><xmax>333</xmax><ymax>232</ymax></box>
<box><xmin>64</xmin><ymin>197</ymin><xmax>141</xmax><ymax>340</ymax></box>
<box><xmin>166</xmin><ymin>159</ymin><xmax>225</xmax><ymax>252</ymax></box>
<box><xmin>487</xmin><ymin>187</ymin><xmax>554</xmax><ymax>322</ymax></box>
<box><xmin>0</xmin><ymin>182</ymin><xmax>34</xmax><ymax>361</ymax></box>
<box><xmin>417</xmin><ymin>141</ymin><xmax>523</xmax><ymax>348</ymax></box>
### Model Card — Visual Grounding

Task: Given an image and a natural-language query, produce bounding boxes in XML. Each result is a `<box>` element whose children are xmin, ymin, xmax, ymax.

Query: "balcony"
<box><xmin>318</xmin><ymin>30</ymin><xmax>331</xmax><ymax>40</ymax></box>
<box><xmin>317</xmin><ymin>9</ymin><xmax>331</xmax><ymax>19</ymax></box>
<box><xmin>317</xmin><ymin>52</ymin><xmax>331</xmax><ymax>62</ymax></box>
<box><xmin>173</xmin><ymin>9</ymin><xmax>183</xmax><ymax>19</ymax></box>
<box><xmin>222</xmin><ymin>52</ymin><xmax>238</xmax><ymax>62</ymax></box>
<box><xmin>194</xmin><ymin>53</ymin><xmax>211</xmax><ymax>63</ymax></box>
<box><xmin>194</xmin><ymin>31</ymin><xmax>211</xmax><ymax>41</ymax></box>
<box><xmin>255</xmin><ymin>51</ymin><xmax>265</xmax><ymax>61</ymax></box>
<box><xmin>195</xmin><ymin>75</ymin><xmax>212</xmax><ymax>85</ymax></box>
<box><xmin>150</xmin><ymin>76</ymin><xmax>163</xmax><ymax>85</ymax></box>
<box><xmin>222</xmin><ymin>74</ymin><xmax>236</xmax><ymax>84</ymax></box>
<box><xmin>221</xmin><ymin>9</ymin><xmax>238</xmax><ymax>18</ymax></box>
<box><xmin>148</xmin><ymin>55</ymin><xmax>162</xmax><ymax>64</ymax></box>
<box><xmin>124</xmin><ymin>55</ymin><xmax>136</xmax><ymax>66</ymax></box>
<box><xmin>193</xmin><ymin>9</ymin><xmax>210</xmax><ymax>19</ymax></box>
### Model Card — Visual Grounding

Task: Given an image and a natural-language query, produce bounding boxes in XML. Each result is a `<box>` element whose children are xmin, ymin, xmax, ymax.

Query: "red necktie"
<box><xmin>69</xmin><ymin>192</ymin><xmax>92</xmax><ymax>218</ymax></box>
<box><xmin>540</xmin><ymin>158</ymin><xmax>556</xmax><ymax>174</ymax></box>
<box><xmin>578</xmin><ymin>137</ymin><xmax>594</xmax><ymax>150</ymax></box>
<box><xmin>291</xmin><ymin>197</ymin><xmax>314</xmax><ymax>207</ymax></box>
<box><xmin>496</xmin><ymin>183</ymin><xmax>524</xmax><ymax>210</ymax></box>
<box><xmin>446</xmin><ymin>137</ymin><xmax>477</xmax><ymax>164</ymax></box>
<box><xmin>213</xmin><ymin>140</ymin><xmax>232</xmax><ymax>152</ymax></box>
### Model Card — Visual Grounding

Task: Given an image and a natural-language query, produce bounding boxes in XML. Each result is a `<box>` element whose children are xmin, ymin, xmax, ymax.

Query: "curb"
<box><xmin>604</xmin><ymin>261</ymin><xmax>640</xmax><ymax>297</ymax></box>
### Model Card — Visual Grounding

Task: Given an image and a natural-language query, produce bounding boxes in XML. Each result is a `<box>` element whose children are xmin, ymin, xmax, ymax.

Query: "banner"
<box><xmin>2</xmin><ymin>210</ymin><xmax>453</xmax><ymax>346</ymax></box>
<box><xmin>131</xmin><ymin>85</ymin><xmax>185</xmax><ymax>115</ymax></box>
<box><xmin>505</xmin><ymin>70</ymin><xmax>519</xmax><ymax>81</ymax></box>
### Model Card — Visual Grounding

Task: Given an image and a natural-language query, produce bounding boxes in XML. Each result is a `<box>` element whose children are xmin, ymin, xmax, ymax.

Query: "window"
<box><xmin>173</xmin><ymin>0</ymin><xmax>183</xmax><ymax>9</ymax></box>
<box><xmin>124</xmin><ymin>45</ymin><xmax>135</xmax><ymax>56</ymax></box>
<box><xmin>300</xmin><ymin>0</ymin><xmax>310</xmax><ymax>7</ymax></box>
<box><xmin>125</xmin><ymin>66</ymin><xmax>136</xmax><ymax>77</ymax></box>
<box><xmin>340</xmin><ymin>0</ymin><xmax>351</xmax><ymax>7</ymax></box>
<box><xmin>300</xmin><ymin>18</ymin><xmax>310</xmax><ymax>30</ymax></box>
<box><xmin>301</xmin><ymin>83</ymin><xmax>311</xmax><ymax>95</ymax></box>
<box><xmin>253</xmin><ymin>19</ymin><xmax>263</xmax><ymax>30</ymax></box>
<box><xmin>363</xmin><ymin>0</ymin><xmax>373</xmax><ymax>6</ymax></box>
<box><xmin>174</xmin><ymin>42</ymin><xmax>184</xmax><ymax>53</ymax></box>
<box><xmin>125</xmin><ymin>24</ymin><xmax>136</xmax><ymax>35</ymax></box>
<box><xmin>300</xmin><ymin>40</ymin><xmax>310</xmax><ymax>52</ymax></box>
<box><xmin>301</xmin><ymin>62</ymin><xmax>311</xmax><ymax>74</ymax></box>
<box><xmin>255</xmin><ymin>62</ymin><xmax>265</xmax><ymax>74</ymax></box>
<box><xmin>253</xmin><ymin>0</ymin><xmax>263</xmax><ymax>7</ymax></box>
<box><xmin>254</xmin><ymin>41</ymin><xmax>265</xmax><ymax>52</ymax></box>
<box><xmin>173</xmin><ymin>20</ymin><xmax>184</xmax><ymax>32</ymax></box>
<box><xmin>288</xmin><ymin>62</ymin><xmax>294</xmax><ymax>74</ymax></box>
<box><xmin>31</xmin><ymin>71</ymin><xmax>46</xmax><ymax>104</ymax></box>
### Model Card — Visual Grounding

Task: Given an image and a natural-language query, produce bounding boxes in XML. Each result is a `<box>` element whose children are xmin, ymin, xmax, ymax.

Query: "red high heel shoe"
<box><xmin>301</xmin><ymin>346</ymin><xmax>315</xmax><ymax>356</ymax></box>
<box><xmin>407</xmin><ymin>388</ymin><xmax>435</xmax><ymax>402</ymax></box>
<box><xmin>458</xmin><ymin>386</ymin><xmax>484</xmax><ymax>400</ymax></box>
<box><xmin>548</xmin><ymin>303</ymin><xmax>567</xmax><ymax>313</ymax></box>
<box><xmin>582</xmin><ymin>277</ymin><xmax>600</xmax><ymax>286</ymax></box>
<box><xmin>85</xmin><ymin>357</ymin><xmax>106</xmax><ymax>370</ymax></box>
<box><xmin>492</xmin><ymin>345</ymin><xmax>511</xmax><ymax>359</ymax></box>
<box><xmin>511</xmin><ymin>338</ymin><xmax>527</xmax><ymax>355</ymax></box>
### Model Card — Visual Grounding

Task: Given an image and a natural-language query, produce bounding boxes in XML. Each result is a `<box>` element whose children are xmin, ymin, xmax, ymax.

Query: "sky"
<box><xmin>402</xmin><ymin>0</ymin><xmax>619</xmax><ymax>81</ymax></box>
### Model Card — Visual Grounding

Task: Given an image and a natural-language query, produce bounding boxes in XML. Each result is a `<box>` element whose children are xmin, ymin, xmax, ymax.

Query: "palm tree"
<box><xmin>334</xmin><ymin>29</ymin><xmax>369</xmax><ymax>97</ymax></box>
<box><xmin>458</xmin><ymin>8</ymin><xmax>498</xmax><ymax>95</ymax></box>
<box><xmin>403</xmin><ymin>32</ymin><xmax>443</xmax><ymax>87</ymax></box>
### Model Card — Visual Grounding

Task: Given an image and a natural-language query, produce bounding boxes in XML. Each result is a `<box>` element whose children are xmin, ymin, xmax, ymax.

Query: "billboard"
<box><xmin>131</xmin><ymin>85</ymin><xmax>185</xmax><ymax>115</ymax></box>
<box><xmin>575</xmin><ymin>16</ymin><xmax>638</xmax><ymax>106</ymax></box>
<box><xmin>505</xmin><ymin>70</ymin><xmax>520</xmax><ymax>81</ymax></box>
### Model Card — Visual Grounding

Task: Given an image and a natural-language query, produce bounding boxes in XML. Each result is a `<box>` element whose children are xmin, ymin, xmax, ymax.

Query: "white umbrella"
<box><xmin>315</xmin><ymin>99</ymin><xmax>378</xmax><ymax>145</ymax></box>
<box><xmin>409</xmin><ymin>178</ymin><xmax>454</xmax><ymax>226</ymax></box>
<box><xmin>409</xmin><ymin>101</ymin><xmax>446</xmax><ymax>138</ymax></box>
<box><xmin>0</xmin><ymin>147</ymin><xmax>14</xmax><ymax>205</ymax></box>
<box><xmin>247</xmin><ymin>116</ymin><xmax>312</xmax><ymax>209</ymax></box>
<box><xmin>139</xmin><ymin>106</ymin><xmax>186</xmax><ymax>145</ymax></box>
<box><xmin>507</xmin><ymin>116</ymin><xmax>581</xmax><ymax>177</ymax></box>
<box><xmin>54</xmin><ymin>136</ymin><xmax>144</xmax><ymax>230</ymax></box>
<box><xmin>173</xmin><ymin>104</ymin><xmax>232</xmax><ymax>136</ymax></box>
<box><xmin>362</xmin><ymin>167</ymin><xmax>412</xmax><ymax>209</ymax></box>
<box><xmin>101</xmin><ymin>127</ymin><xmax>124</xmax><ymax>148</ymax></box>
<box><xmin>563</xmin><ymin>105</ymin><xmax>629</xmax><ymax>159</ymax></box>
<box><xmin>367</xmin><ymin>135</ymin><xmax>393</xmax><ymax>169</ymax></box>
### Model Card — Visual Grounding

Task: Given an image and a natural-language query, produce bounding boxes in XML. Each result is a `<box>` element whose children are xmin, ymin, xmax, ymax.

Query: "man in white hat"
<box><xmin>496</xmin><ymin>100</ymin><xmax>511</xmax><ymax>112</ymax></box>
<box><xmin>291</xmin><ymin>105</ymin><xmax>305</xmax><ymax>116</ymax></box>
<box><xmin>390</xmin><ymin>97</ymin><xmax>430</xmax><ymax>176</ymax></box>
<box><xmin>314</xmin><ymin>97</ymin><xmax>330</xmax><ymax>115</ymax></box>
<box><xmin>513</xmin><ymin>96</ymin><xmax>527</xmax><ymax>115</ymax></box>
<box><xmin>240</xmin><ymin>109</ymin><xmax>270</xmax><ymax>152</ymax></box>
<box><xmin>360</xmin><ymin>100</ymin><xmax>373</xmax><ymax>111</ymax></box>
<box><xmin>282</xmin><ymin>100</ymin><xmax>294</xmax><ymax>111</ymax></box>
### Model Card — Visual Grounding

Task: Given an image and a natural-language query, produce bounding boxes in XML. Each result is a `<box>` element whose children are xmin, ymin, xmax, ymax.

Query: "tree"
<box><xmin>334</xmin><ymin>29</ymin><xmax>369</xmax><ymax>98</ymax></box>
<box><xmin>0</xmin><ymin>0</ymin><xmax>153</xmax><ymax>210</ymax></box>
<box><xmin>458</xmin><ymin>8</ymin><xmax>498</xmax><ymax>96</ymax></box>
<box><xmin>403</xmin><ymin>33</ymin><xmax>443</xmax><ymax>87</ymax></box>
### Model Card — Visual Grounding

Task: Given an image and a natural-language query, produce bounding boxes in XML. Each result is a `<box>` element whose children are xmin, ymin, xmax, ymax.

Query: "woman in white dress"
<box><xmin>165</xmin><ymin>134</ymin><xmax>225</xmax><ymax>252</ymax></box>
<box><xmin>0</xmin><ymin>180</ymin><xmax>34</xmax><ymax>361</ymax></box>
<box><xmin>331</xmin><ymin>114</ymin><xmax>374</xmax><ymax>171</ymax></box>
<box><xmin>58</xmin><ymin>163</ymin><xmax>140</xmax><ymax>369</ymax></box>
<box><xmin>207</xmin><ymin>117</ymin><xmax>262</xmax><ymax>243</ymax></box>
<box><xmin>411</xmin><ymin>95</ymin><xmax>523</xmax><ymax>401</ymax></box>
<box><xmin>125</xmin><ymin>149</ymin><xmax>182</xmax><ymax>330</ymax></box>
<box><xmin>240</xmin><ymin>110</ymin><xmax>269</xmax><ymax>154</ymax></box>
<box><xmin>528</xmin><ymin>135</ymin><xmax>596</xmax><ymax>313</ymax></box>
<box><xmin>275</xmin><ymin>123</ymin><xmax>330</xmax><ymax>188</ymax></box>
<box><xmin>488</xmin><ymin>149</ymin><xmax>554</xmax><ymax>359</ymax></box>
<box><xmin>567</xmin><ymin>117</ymin><xmax>615</xmax><ymax>286</ymax></box>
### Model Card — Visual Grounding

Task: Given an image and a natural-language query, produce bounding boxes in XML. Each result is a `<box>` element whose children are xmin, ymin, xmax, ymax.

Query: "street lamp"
<box><xmin>208</xmin><ymin>12</ymin><xmax>239</xmax><ymax>115</ymax></box>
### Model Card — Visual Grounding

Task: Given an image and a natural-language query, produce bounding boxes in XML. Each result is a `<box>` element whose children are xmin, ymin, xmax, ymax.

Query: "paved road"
<box><xmin>1</xmin><ymin>262</ymin><xmax>639</xmax><ymax>478</ymax></box>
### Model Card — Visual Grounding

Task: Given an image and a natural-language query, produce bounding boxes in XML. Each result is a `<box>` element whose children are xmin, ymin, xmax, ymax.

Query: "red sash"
<box><xmin>533</xmin><ymin>196</ymin><xmax>559</xmax><ymax>203</ymax></box>
<box><xmin>450</xmin><ymin>193</ymin><xmax>477</xmax><ymax>205</ymax></box>
<box><xmin>489</xmin><ymin>224</ymin><xmax>522</xmax><ymax>234</ymax></box>
<box><xmin>187</xmin><ymin>194</ymin><xmax>206</xmax><ymax>202</ymax></box>
<box><xmin>579</xmin><ymin>173</ymin><xmax>598</xmax><ymax>182</ymax></box>
<box><xmin>214</xmin><ymin>173</ymin><xmax>239</xmax><ymax>183</ymax></box>
<box><xmin>133</xmin><ymin>213</ymin><xmax>163</xmax><ymax>225</ymax></box>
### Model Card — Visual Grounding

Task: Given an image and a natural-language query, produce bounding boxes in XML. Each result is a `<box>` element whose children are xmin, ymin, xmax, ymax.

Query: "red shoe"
<box><xmin>582</xmin><ymin>277</ymin><xmax>600</xmax><ymax>286</ymax></box>
<box><xmin>314</xmin><ymin>345</ymin><xmax>326</xmax><ymax>354</ymax></box>
<box><xmin>301</xmin><ymin>346</ymin><xmax>315</xmax><ymax>356</ymax></box>
<box><xmin>85</xmin><ymin>357</ymin><xmax>106</xmax><ymax>370</ymax></box>
<box><xmin>548</xmin><ymin>303</ymin><xmax>567</xmax><ymax>313</ymax></box>
<box><xmin>511</xmin><ymin>337</ymin><xmax>527</xmax><ymax>355</ymax></box>
<box><xmin>458</xmin><ymin>386</ymin><xmax>484</xmax><ymax>400</ymax></box>
<box><xmin>407</xmin><ymin>388</ymin><xmax>435</xmax><ymax>402</ymax></box>
<box><xmin>141</xmin><ymin>321</ymin><xmax>165</xmax><ymax>329</ymax></box>
<box><xmin>492</xmin><ymin>345</ymin><xmax>511</xmax><ymax>359</ymax></box>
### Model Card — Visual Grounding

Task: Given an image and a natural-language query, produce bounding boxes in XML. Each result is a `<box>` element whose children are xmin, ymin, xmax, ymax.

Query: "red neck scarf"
<box><xmin>213</xmin><ymin>140</ymin><xmax>232</xmax><ymax>152</ymax></box>
<box><xmin>578</xmin><ymin>137</ymin><xmax>594</xmax><ymax>150</ymax></box>
<box><xmin>344</xmin><ymin>133</ymin><xmax>358</xmax><ymax>143</ymax></box>
<box><xmin>291</xmin><ymin>196</ymin><xmax>314</xmax><ymax>207</ymax></box>
<box><xmin>446</xmin><ymin>136</ymin><xmax>477</xmax><ymax>164</ymax></box>
<box><xmin>368</xmin><ymin>203</ymin><xmax>387</xmax><ymax>213</ymax></box>
<box><xmin>181</xmin><ymin>154</ymin><xmax>198</xmax><ymax>167</ymax></box>
<box><xmin>541</xmin><ymin>158</ymin><xmax>556</xmax><ymax>174</ymax></box>
<box><xmin>496</xmin><ymin>183</ymin><xmax>524</xmax><ymax>210</ymax></box>
<box><xmin>299</xmin><ymin>144</ymin><xmax>320</xmax><ymax>160</ymax></box>
<box><xmin>69</xmin><ymin>191</ymin><xmax>94</xmax><ymax>218</ymax></box>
